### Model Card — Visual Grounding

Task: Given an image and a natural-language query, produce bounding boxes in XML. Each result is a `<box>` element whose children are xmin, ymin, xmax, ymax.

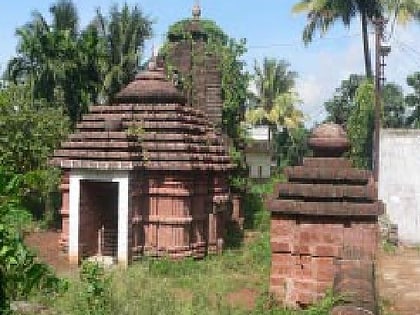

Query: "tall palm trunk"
<box><xmin>361</xmin><ymin>11</ymin><xmax>373</xmax><ymax>78</ymax></box>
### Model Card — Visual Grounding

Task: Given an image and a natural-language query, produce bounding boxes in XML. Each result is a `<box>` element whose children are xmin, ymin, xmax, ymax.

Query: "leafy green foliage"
<box><xmin>163</xmin><ymin>18</ymin><xmax>249</xmax><ymax>144</ymax></box>
<box><xmin>347</xmin><ymin>80</ymin><xmax>374</xmax><ymax>169</ymax></box>
<box><xmin>406</xmin><ymin>72</ymin><xmax>420</xmax><ymax>128</ymax></box>
<box><xmin>324</xmin><ymin>74</ymin><xmax>365</xmax><ymax>125</ymax></box>
<box><xmin>6</xmin><ymin>1</ymin><xmax>152</xmax><ymax>124</ymax></box>
<box><xmin>0</xmin><ymin>171</ymin><xmax>63</xmax><ymax>312</ymax></box>
<box><xmin>324</xmin><ymin>74</ymin><xmax>407</xmax><ymax>129</ymax></box>
<box><xmin>382</xmin><ymin>83</ymin><xmax>406</xmax><ymax>128</ymax></box>
<box><xmin>0</xmin><ymin>84</ymin><xmax>68</xmax><ymax>223</ymax></box>
<box><xmin>0</xmin><ymin>84</ymin><xmax>69</xmax><ymax>173</ymax></box>
<box><xmin>247</xmin><ymin>57</ymin><xmax>305</xmax><ymax>173</ymax></box>
<box><xmin>254</xmin><ymin>58</ymin><xmax>297</xmax><ymax>111</ymax></box>
<box><xmin>76</xmin><ymin>261</ymin><xmax>111</xmax><ymax>315</ymax></box>
<box><xmin>95</xmin><ymin>3</ymin><xmax>153</xmax><ymax>101</ymax></box>
<box><xmin>276</xmin><ymin>126</ymin><xmax>310</xmax><ymax>168</ymax></box>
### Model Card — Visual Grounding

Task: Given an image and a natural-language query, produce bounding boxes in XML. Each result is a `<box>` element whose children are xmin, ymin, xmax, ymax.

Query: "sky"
<box><xmin>1</xmin><ymin>0</ymin><xmax>420</xmax><ymax>125</ymax></box>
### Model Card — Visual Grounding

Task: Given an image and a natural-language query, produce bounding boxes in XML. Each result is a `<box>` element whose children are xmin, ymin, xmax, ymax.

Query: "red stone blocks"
<box><xmin>267</xmin><ymin>123</ymin><xmax>383</xmax><ymax>310</ymax></box>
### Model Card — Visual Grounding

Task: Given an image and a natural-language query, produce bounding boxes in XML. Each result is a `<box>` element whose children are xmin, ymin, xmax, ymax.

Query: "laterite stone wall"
<box><xmin>268</xmin><ymin>124</ymin><xmax>383</xmax><ymax>314</ymax></box>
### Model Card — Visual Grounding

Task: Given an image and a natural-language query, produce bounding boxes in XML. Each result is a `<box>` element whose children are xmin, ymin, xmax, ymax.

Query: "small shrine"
<box><xmin>51</xmin><ymin>59</ymin><xmax>237</xmax><ymax>266</ymax></box>
<box><xmin>267</xmin><ymin>123</ymin><xmax>383</xmax><ymax>311</ymax></box>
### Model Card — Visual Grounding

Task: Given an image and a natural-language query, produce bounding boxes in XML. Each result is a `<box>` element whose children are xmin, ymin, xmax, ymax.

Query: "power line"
<box><xmin>146</xmin><ymin>32</ymin><xmax>363</xmax><ymax>51</ymax></box>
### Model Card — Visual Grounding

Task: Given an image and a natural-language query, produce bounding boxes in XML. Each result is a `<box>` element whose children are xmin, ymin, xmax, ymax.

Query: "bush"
<box><xmin>76</xmin><ymin>261</ymin><xmax>111</xmax><ymax>315</ymax></box>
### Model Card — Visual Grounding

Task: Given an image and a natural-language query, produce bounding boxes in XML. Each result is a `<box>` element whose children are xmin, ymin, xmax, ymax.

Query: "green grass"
<box><xmin>27</xmin><ymin>179</ymin><xmax>338</xmax><ymax>315</ymax></box>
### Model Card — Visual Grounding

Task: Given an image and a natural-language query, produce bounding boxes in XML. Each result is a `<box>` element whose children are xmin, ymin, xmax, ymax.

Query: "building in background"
<box><xmin>244</xmin><ymin>125</ymin><xmax>274</xmax><ymax>180</ymax></box>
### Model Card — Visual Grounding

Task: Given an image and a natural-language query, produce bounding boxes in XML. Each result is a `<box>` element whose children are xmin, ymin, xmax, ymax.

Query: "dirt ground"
<box><xmin>377</xmin><ymin>246</ymin><xmax>420</xmax><ymax>315</ymax></box>
<box><xmin>24</xmin><ymin>230</ymin><xmax>77</xmax><ymax>277</ymax></box>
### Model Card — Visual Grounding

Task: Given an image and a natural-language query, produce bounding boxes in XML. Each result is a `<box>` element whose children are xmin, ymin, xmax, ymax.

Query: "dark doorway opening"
<box><xmin>79</xmin><ymin>181</ymin><xmax>118</xmax><ymax>259</ymax></box>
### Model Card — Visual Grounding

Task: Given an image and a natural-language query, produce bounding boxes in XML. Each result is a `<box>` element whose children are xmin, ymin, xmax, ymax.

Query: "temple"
<box><xmin>51</xmin><ymin>13</ymin><xmax>240</xmax><ymax>264</ymax></box>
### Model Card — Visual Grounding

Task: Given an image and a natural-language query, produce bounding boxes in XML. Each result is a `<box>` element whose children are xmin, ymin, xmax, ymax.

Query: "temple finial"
<box><xmin>148</xmin><ymin>44</ymin><xmax>157</xmax><ymax>70</ymax></box>
<box><xmin>192</xmin><ymin>0</ymin><xmax>201</xmax><ymax>20</ymax></box>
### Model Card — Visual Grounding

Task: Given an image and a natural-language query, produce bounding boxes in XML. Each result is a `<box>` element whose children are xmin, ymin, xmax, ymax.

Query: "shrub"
<box><xmin>76</xmin><ymin>261</ymin><xmax>111</xmax><ymax>315</ymax></box>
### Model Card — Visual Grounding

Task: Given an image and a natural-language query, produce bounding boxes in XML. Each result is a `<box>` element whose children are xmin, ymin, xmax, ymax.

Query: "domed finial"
<box><xmin>192</xmin><ymin>0</ymin><xmax>201</xmax><ymax>20</ymax></box>
<box><xmin>308</xmin><ymin>123</ymin><xmax>350</xmax><ymax>157</ymax></box>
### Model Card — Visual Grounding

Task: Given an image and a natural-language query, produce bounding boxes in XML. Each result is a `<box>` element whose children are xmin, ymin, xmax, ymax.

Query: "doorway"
<box><xmin>79</xmin><ymin>181</ymin><xmax>118</xmax><ymax>259</ymax></box>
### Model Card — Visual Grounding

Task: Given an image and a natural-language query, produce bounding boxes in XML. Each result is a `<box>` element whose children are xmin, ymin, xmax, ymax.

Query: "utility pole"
<box><xmin>373</xmin><ymin>18</ymin><xmax>390</xmax><ymax>182</ymax></box>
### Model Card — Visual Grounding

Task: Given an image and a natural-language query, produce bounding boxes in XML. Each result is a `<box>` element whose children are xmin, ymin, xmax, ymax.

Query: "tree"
<box><xmin>94</xmin><ymin>3</ymin><xmax>153</xmax><ymax>100</ymax></box>
<box><xmin>254</xmin><ymin>58</ymin><xmax>297</xmax><ymax>111</ymax></box>
<box><xmin>347</xmin><ymin>80</ymin><xmax>374</xmax><ymax>169</ymax></box>
<box><xmin>246</xmin><ymin>59</ymin><xmax>304</xmax><ymax>171</ymax></box>
<box><xmin>0</xmin><ymin>84</ymin><xmax>69</xmax><ymax>221</ymax></box>
<box><xmin>324</xmin><ymin>74</ymin><xmax>406</xmax><ymax>128</ymax></box>
<box><xmin>383</xmin><ymin>0</ymin><xmax>420</xmax><ymax>23</ymax></box>
<box><xmin>406</xmin><ymin>72</ymin><xmax>420</xmax><ymax>128</ymax></box>
<box><xmin>246</xmin><ymin>58</ymin><xmax>302</xmax><ymax>131</ymax></box>
<box><xmin>382</xmin><ymin>83</ymin><xmax>406</xmax><ymax>128</ymax></box>
<box><xmin>293</xmin><ymin>0</ymin><xmax>382</xmax><ymax>78</ymax></box>
<box><xmin>0</xmin><ymin>84</ymin><xmax>69</xmax><ymax>174</ymax></box>
<box><xmin>50</xmin><ymin>0</ymin><xmax>79</xmax><ymax>36</ymax></box>
<box><xmin>324</xmin><ymin>74</ymin><xmax>365</xmax><ymax>125</ymax></box>
<box><xmin>7</xmin><ymin>1</ymin><xmax>153</xmax><ymax>124</ymax></box>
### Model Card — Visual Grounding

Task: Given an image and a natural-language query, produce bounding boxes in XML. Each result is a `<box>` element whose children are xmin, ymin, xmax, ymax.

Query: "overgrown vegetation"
<box><xmin>0</xmin><ymin>168</ymin><xmax>63</xmax><ymax>314</ymax></box>
<box><xmin>44</xmin><ymin>233</ymin><xmax>338</xmax><ymax>315</ymax></box>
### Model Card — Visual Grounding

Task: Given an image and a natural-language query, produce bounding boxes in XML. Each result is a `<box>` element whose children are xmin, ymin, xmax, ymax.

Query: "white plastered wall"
<box><xmin>245</xmin><ymin>152</ymin><xmax>271</xmax><ymax>179</ymax></box>
<box><xmin>379</xmin><ymin>129</ymin><xmax>420</xmax><ymax>244</ymax></box>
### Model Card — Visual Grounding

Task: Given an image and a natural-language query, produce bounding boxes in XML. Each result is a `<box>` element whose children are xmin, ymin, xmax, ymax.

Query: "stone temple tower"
<box><xmin>165</xmin><ymin>3</ymin><xmax>223</xmax><ymax>128</ymax></box>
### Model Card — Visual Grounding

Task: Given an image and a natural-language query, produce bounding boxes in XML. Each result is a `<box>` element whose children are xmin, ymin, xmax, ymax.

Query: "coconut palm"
<box><xmin>246</xmin><ymin>58</ymin><xmax>303</xmax><ymax>133</ymax></box>
<box><xmin>293</xmin><ymin>0</ymin><xmax>420</xmax><ymax>78</ymax></box>
<box><xmin>254</xmin><ymin>58</ymin><xmax>297</xmax><ymax>111</ymax></box>
<box><xmin>293</xmin><ymin>0</ymin><xmax>382</xmax><ymax>78</ymax></box>
<box><xmin>383</xmin><ymin>0</ymin><xmax>420</xmax><ymax>23</ymax></box>
<box><xmin>94</xmin><ymin>3</ymin><xmax>153</xmax><ymax>100</ymax></box>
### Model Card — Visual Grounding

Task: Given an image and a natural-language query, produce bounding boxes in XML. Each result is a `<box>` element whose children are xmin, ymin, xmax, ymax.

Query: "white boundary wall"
<box><xmin>379</xmin><ymin>129</ymin><xmax>420</xmax><ymax>244</ymax></box>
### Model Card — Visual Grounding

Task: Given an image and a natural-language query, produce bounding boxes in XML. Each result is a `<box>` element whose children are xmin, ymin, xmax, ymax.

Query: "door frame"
<box><xmin>68</xmin><ymin>170</ymin><xmax>130</xmax><ymax>266</ymax></box>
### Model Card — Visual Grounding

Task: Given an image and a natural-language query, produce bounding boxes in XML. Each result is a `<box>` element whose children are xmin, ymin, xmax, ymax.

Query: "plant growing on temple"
<box><xmin>347</xmin><ymin>80</ymin><xmax>374</xmax><ymax>169</ymax></box>
<box><xmin>161</xmin><ymin>18</ymin><xmax>249</xmax><ymax>144</ymax></box>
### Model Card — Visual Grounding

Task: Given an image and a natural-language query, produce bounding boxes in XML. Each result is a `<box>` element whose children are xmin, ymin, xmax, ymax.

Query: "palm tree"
<box><xmin>254</xmin><ymin>58</ymin><xmax>297</xmax><ymax>111</ymax></box>
<box><xmin>50</xmin><ymin>0</ymin><xmax>79</xmax><ymax>37</ymax></box>
<box><xmin>383</xmin><ymin>0</ymin><xmax>420</xmax><ymax>23</ymax></box>
<box><xmin>94</xmin><ymin>4</ymin><xmax>153</xmax><ymax>100</ymax></box>
<box><xmin>293</xmin><ymin>0</ymin><xmax>382</xmax><ymax>78</ymax></box>
<box><xmin>246</xmin><ymin>58</ymin><xmax>303</xmax><ymax>134</ymax></box>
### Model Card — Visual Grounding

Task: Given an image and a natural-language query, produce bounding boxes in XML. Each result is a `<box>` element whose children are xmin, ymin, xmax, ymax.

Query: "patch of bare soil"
<box><xmin>24</xmin><ymin>230</ymin><xmax>77</xmax><ymax>276</ymax></box>
<box><xmin>377</xmin><ymin>246</ymin><xmax>420</xmax><ymax>315</ymax></box>
<box><xmin>226</xmin><ymin>288</ymin><xmax>257</xmax><ymax>310</ymax></box>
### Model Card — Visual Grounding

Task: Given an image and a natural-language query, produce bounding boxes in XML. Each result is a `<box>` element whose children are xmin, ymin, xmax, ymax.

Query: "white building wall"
<box><xmin>245</xmin><ymin>152</ymin><xmax>271</xmax><ymax>179</ymax></box>
<box><xmin>379</xmin><ymin>129</ymin><xmax>420</xmax><ymax>244</ymax></box>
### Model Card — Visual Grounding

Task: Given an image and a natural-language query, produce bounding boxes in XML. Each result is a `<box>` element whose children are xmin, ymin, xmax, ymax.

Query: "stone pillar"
<box><xmin>267</xmin><ymin>123</ymin><xmax>383</xmax><ymax>309</ymax></box>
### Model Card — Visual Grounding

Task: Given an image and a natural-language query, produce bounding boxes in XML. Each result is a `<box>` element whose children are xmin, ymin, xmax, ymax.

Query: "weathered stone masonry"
<box><xmin>267</xmin><ymin>123</ymin><xmax>383</xmax><ymax>313</ymax></box>
<box><xmin>51</xmin><ymin>63</ymin><xmax>239</xmax><ymax>265</ymax></box>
